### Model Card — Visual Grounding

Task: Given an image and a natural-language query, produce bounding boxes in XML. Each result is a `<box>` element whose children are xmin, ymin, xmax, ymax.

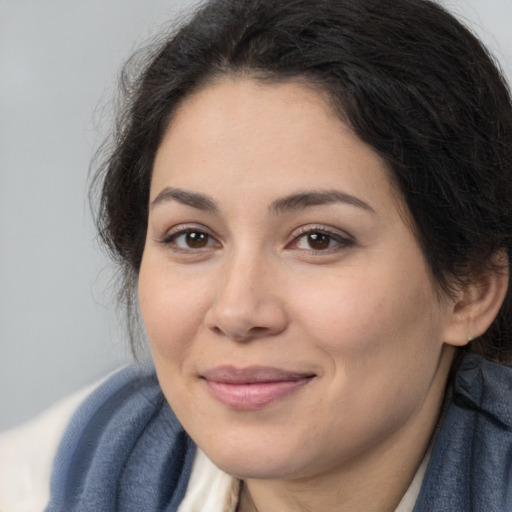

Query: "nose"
<box><xmin>204</xmin><ymin>252</ymin><xmax>288</xmax><ymax>342</ymax></box>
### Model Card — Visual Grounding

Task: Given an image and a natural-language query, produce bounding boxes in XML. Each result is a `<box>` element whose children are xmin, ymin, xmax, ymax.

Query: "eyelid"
<box><xmin>291</xmin><ymin>224</ymin><xmax>354</xmax><ymax>241</ymax></box>
<box><xmin>158</xmin><ymin>223</ymin><xmax>220</xmax><ymax>250</ymax></box>
<box><xmin>286</xmin><ymin>224</ymin><xmax>355</xmax><ymax>252</ymax></box>
<box><xmin>160</xmin><ymin>222</ymin><xmax>207</xmax><ymax>239</ymax></box>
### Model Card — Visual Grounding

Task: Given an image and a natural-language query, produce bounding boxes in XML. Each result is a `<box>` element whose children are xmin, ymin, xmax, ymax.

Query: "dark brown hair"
<box><xmin>92</xmin><ymin>0</ymin><xmax>512</xmax><ymax>361</ymax></box>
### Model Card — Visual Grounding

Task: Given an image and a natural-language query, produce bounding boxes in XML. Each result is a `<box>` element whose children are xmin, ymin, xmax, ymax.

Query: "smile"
<box><xmin>201</xmin><ymin>366</ymin><xmax>315</xmax><ymax>410</ymax></box>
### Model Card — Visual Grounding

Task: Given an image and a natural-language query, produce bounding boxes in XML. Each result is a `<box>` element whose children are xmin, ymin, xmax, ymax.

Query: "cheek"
<box><xmin>138</xmin><ymin>254</ymin><xmax>207</xmax><ymax>363</ymax></box>
<box><xmin>296</xmin><ymin>260</ymin><xmax>444</xmax><ymax>376</ymax></box>
<box><xmin>297</xmin><ymin>272</ymin><xmax>445</xmax><ymax>447</ymax></box>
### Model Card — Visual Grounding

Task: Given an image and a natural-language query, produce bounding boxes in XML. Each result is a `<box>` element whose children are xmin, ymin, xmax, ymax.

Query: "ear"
<box><xmin>442</xmin><ymin>250</ymin><xmax>509</xmax><ymax>347</ymax></box>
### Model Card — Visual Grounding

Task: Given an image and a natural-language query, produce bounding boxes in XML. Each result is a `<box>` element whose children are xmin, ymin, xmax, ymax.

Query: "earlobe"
<box><xmin>442</xmin><ymin>251</ymin><xmax>509</xmax><ymax>347</ymax></box>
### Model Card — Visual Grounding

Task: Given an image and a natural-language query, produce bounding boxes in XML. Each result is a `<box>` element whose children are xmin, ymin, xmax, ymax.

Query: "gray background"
<box><xmin>1</xmin><ymin>0</ymin><xmax>511</xmax><ymax>431</ymax></box>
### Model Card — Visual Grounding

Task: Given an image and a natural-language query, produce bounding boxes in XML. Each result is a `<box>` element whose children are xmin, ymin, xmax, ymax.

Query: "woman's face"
<box><xmin>139</xmin><ymin>78</ymin><xmax>458</xmax><ymax>481</ymax></box>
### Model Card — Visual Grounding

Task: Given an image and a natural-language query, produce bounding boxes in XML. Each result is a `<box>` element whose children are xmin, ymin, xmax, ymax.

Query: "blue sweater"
<box><xmin>45</xmin><ymin>352</ymin><xmax>512</xmax><ymax>511</ymax></box>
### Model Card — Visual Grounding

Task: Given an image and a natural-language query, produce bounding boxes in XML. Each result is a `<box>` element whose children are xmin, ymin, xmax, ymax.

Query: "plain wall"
<box><xmin>1</xmin><ymin>0</ymin><xmax>511</xmax><ymax>431</ymax></box>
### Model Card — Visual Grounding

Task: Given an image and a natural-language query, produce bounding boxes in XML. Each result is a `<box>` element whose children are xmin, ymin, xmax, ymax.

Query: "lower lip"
<box><xmin>204</xmin><ymin>378</ymin><xmax>313</xmax><ymax>410</ymax></box>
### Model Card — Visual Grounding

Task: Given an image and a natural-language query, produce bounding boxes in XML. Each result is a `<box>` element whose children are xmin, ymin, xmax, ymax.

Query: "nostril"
<box><xmin>208</xmin><ymin>324</ymin><xmax>278</xmax><ymax>342</ymax></box>
<box><xmin>211</xmin><ymin>326</ymin><xmax>224</xmax><ymax>336</ymax></box>
<box><xmin>248</xmin><ymin>326</ymin><xmax>271</xmax><ymax>336</ymax></box>
<box><xmin>233</xmin><ymin>326</ymin><xmax>281</xmax><ymax>342</ymax></box>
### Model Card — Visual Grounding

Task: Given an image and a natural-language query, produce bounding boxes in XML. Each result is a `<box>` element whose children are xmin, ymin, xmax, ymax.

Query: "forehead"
<box><xmin>151</xmin><ymin>77</ymin><xmax>400</xmax><ymax>216</ymax></box>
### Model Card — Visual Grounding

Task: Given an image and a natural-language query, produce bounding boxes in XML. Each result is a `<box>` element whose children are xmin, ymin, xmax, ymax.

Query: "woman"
<box><xmin>42</xmin><ymin>0</ymin><xmax>512</xmax><ymax>510</ymax></box>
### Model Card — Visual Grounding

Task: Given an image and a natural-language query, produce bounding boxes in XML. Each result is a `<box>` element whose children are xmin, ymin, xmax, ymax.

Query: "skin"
<box><xmin>138</xmin><ymin>77</ymin><xmax>467</xmax><ymax>511</ymax></box>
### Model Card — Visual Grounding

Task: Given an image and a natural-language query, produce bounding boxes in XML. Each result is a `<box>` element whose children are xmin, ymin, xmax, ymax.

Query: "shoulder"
<box><xmin>0</xmin><ymin>375</ymin><xmax>109</xmax><ymax>512</ymax></box>
<box><xmin>45</xmin><ymin>364</ymin><xmax>195</xmax><ymax>511</ymax></box>
<box><xmin>415</xmin><ymin>352</ymin><xmax>512</xmax><ymax>511</ymax></box>
<box><xmin>0</xmin><ymin>364</ymin><xmax>177</xmax><ymax>512</ymax></box>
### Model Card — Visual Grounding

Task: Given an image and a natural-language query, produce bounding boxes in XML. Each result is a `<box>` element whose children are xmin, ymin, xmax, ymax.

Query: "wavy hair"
<box><xmin>92</xmin><ymin>0</ymin><xmax>512</xmax><ymax>361</ymax></box>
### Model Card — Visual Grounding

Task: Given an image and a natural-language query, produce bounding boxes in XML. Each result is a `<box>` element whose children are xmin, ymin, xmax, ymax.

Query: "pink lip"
<box><xmin>201</xmin><ymin>366</ymin><xmax>315</xmax><ymax>410</ymax></box>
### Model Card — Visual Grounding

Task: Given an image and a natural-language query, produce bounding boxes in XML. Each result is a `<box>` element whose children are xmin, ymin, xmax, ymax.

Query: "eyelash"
<box><xmin>159</xmin><ymin>225</ymin><xmax>218</xmax><ymax>252</ymax></box>
<box><xmin>287</xmin><ymin>226</ymin><xmax>354</xmax><ymax>254</ymax></box>
<box><xmin>158</xmin><ymin>225</ymin><xmax>354</xmax><ymax>255</ymax></box>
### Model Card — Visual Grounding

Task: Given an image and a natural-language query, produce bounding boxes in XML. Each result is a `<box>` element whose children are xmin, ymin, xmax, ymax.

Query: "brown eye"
<box><xmin>163</xmin><ymin>228</ymin><xmax>217</xmax><ymax>251</ymax></box>
<box><xmin>291</xmin><ymin>228</ymin><xmax>354</xmax><ymax>253</ymax></box>
<box><xmin>307</xmin><ymin>232</ymin><xmax>331</xmax><ymax>250</ymax></box>
<box><xmin>185</xmin><ymin>231</ymin><xmax>209</xmax><ymax>248</ymax></box>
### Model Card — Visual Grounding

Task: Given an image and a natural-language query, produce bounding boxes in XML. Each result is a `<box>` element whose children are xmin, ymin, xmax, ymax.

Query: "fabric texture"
<box><xmin>412</xmin><ymin>352</ymin><xmax>512</xmax><ymax>511</ymax></box>
<box><xmin>0</xmin><ymin>383</ymin><xmax>97</xmax><ymax>512</ymax></box>
<box><xmin>176</xmin><ymin>448</ymin><xmax>240</xmax><ymax>512</ymax></box>
<box><xmin>45</xmin><ymin>352</ymin><xmax>512</xmax><ymax>512</ymax></box>
<box><xmin>45</xmin><ymin>365</ymin><xmax>196</xmax><ymax>512</ymax></box>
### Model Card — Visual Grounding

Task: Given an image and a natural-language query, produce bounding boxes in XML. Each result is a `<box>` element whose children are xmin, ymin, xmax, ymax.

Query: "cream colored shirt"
<box><xmin>0</xmin><ymin>384</ymin><xmax>97</xmax><ymax>512</ymax></box>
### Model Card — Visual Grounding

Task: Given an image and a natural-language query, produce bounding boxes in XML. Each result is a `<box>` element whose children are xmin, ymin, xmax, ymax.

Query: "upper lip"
<box><xmin>201</xmin><ymin>366</ymin><xmax>316</xmax><ymax>384</ymax></box>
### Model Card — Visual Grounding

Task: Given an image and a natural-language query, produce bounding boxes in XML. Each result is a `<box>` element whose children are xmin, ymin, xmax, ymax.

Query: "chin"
<box><xmin>211</xmin><ymin>456</ymin><xmax>296</xmax><ymax>480</ymax></box>
<box><xmin>198</xmin><ymin>436</ymin><xmax>313</xmax><ymax>480</ymax></box>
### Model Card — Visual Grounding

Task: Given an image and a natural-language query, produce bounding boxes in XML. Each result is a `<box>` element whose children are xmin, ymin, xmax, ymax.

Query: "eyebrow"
<box><xmin>150</xmin><ymin>187</ymin><xmax>375</xmax><ymax>215</ymax></box>
<box><xmin>151</xmin><ymin>187</ymin><xmax>219</xmax><ymax>213</ymax></box>
<box><xmin>269</xmin><ymin>190</ymin><xmax>375</xmax><ymax>215</ymax></box>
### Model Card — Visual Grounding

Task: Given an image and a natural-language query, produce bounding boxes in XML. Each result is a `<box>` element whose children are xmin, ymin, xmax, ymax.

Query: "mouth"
<box><xmin>201</xmin><ymin>366</ymin><xmax>316</xmax><ymax>410</ymax></box>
